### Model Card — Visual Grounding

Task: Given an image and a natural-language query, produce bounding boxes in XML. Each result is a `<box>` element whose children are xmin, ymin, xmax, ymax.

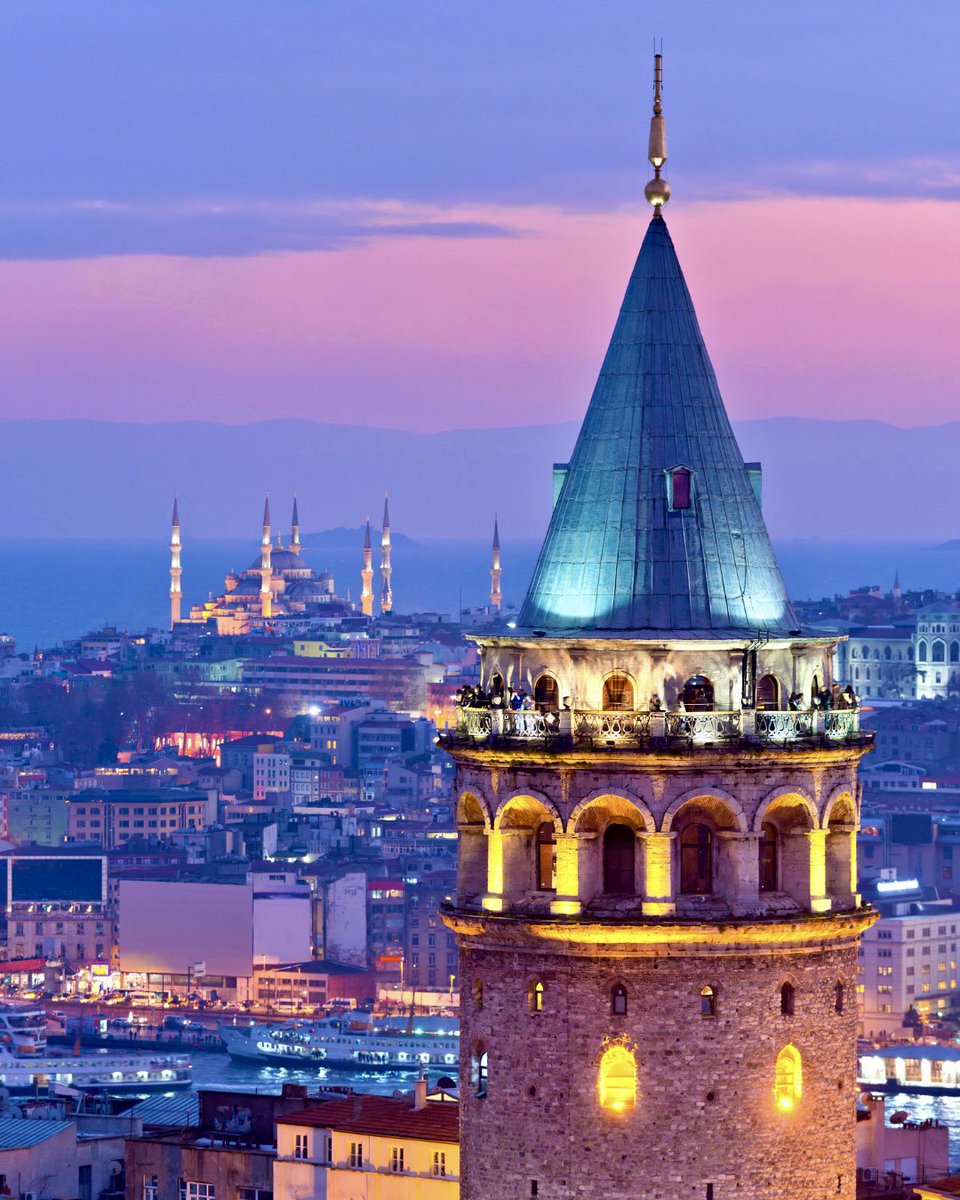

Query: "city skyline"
<box><xmin>0</xmin><ymin>3</ymin><xmax>957</xmax><ymax>430</ymax></box>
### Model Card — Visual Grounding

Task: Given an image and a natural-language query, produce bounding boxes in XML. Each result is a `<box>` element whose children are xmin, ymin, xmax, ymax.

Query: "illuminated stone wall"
<box><xmin>457</xmin><ymin>931</ymin><xmax>861</xmax><ymax>1200</ymax></box>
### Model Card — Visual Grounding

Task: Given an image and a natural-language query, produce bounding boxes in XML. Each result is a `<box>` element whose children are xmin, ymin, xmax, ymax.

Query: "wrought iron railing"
<box><xmin>457</xmin><ymin>707</ymin><xmax>492</xmax><ymax>739</ymax></box>
<box><xmin>574</xmin><ymin>710</ymin><xmax>651</xmax><ymax>743</ymax></box>
<box><xmin>664</xmin><ymin>710</ymin><xmax>742</xmax><ymax>741</ymax></box>
<box><xmin>503</xmin><ymin>709</ymin><xmax>561</xmax><ymax>739</ymax></box>
<box><xmin>823</xmin><ymin>709</ymin><xmax>858</xmax><ymax>740</ymax></box>
<box><xmin>755</xmin><ymin>709</ymin><xmax>816</xmax><ymax>741</ymax></box>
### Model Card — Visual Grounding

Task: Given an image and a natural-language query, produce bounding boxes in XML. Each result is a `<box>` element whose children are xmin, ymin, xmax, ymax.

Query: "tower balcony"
<box><xmin>444</xmin><ymin>702</ymin><xmax>865</xmax><ymax>752</ymax></box>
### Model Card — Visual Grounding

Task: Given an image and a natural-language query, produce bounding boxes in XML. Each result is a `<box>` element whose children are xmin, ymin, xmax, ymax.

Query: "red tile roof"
<box><xmin>280</xmin><ymin>1095</ymin><xmax>458</xmax><ymax>1144</ymax></box>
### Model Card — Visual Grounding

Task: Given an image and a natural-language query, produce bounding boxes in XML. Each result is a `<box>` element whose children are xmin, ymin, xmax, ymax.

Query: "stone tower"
<box><xmin>489</xmin><ymin>516</ymin><xmax>502</xmax><ymax>612</ymax></box>
<box><xmin>169</xmin><ymin>496</ymin><xmax>182</xmax><ymax>628</ymax></box>
<box><xmin>442</xmin><ymin>56</ymin><xmax>875</xmax><ymax>1200</ymax></box>
<box><xmin>361</xmin><ymin>518</ymin><xmax>375</xmax><ymax>617</ymax></box>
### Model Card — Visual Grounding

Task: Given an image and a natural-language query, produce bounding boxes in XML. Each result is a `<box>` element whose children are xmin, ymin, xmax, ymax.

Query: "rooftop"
<box><xmin>281</xmin><ymin>1094</ymin><xmax>458</xmax><ymax>1144</ymax></box>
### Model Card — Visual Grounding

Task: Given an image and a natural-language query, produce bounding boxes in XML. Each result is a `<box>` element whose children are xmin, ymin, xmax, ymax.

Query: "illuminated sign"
<box><xmin>91</xmin><ymin>963</ymin><xmax>110</xmax><ymax>976</ymax></box>
<box><xmin>876</xmin><ymin>878</ymin><xmax>920</xmax><ymax>894</ymax></box>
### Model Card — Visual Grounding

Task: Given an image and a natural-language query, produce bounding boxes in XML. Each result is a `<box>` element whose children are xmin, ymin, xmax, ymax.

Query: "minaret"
<box><xmin>260</xmin><ymin>496</ymin><xmax>273</xmax><ymax>620</ymax></box>
<box><xmin>443</xmin><ymin>55</ymin><xmax>875</xmax><ymax>1200</ymax></box>
<box><xmin>169</xmin><ymin>497</ymin><xmax>182</xmax><ymax>628</ymax></box>
<box><xmin>380</xmin><ymin>496</ymin><xmax>393</xmax><ymax>615</ymax></box>
<box><xmin>361</xmin><ymin>518</ymin><xmax>375</xmax><ymax>617</ymax></box>
<box><xmin>893</xmin><ymin>569</ymin><xmax>902</xmax><ymax>604</ymax></box>
<box><xmin>290</xmin><ymin>496</ymin><xmax>301</xmax><ymax>556</ymax></box>
<box><xmin>489</xmin><ymin>516</ymin><xmax>502</xmax><ymax>612</ymax></box>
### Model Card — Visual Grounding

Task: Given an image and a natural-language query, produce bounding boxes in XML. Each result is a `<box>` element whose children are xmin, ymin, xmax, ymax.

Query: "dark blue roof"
<box><xmin>519</xmin><ymin>213</ymin><xmax>797</xmax><ymax>638</ymax></box>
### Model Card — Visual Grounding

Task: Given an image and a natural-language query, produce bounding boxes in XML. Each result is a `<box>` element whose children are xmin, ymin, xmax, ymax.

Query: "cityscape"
<box><xmin>2</xmin><ymin>6</ymin><xmax>960</xmax><ymax>1200</ymax></box>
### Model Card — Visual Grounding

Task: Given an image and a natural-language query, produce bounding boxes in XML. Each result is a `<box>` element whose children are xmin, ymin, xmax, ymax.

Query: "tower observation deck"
<box><xmin>441</xmin><ymin>55</ymin><xmax>875</xmax><ymax>1200</ymax></box>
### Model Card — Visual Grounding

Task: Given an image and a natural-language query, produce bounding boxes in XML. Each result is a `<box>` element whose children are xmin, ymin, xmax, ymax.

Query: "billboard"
<box><xmin>119</xmin><ymin>880</ymin><xmax>254</xmax><ymax>977</ymax></box>
<box><xmin>10</xmin><ymin>857</ymin><xmax>105</xmax><ymax>904</ymax></box>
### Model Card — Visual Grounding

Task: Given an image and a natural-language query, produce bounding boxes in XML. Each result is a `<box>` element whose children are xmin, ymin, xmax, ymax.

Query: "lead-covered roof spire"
<box><xmin>644</xmin><ymin>52</ymin><xmax>671</xmax><ymax>211</ymax></box>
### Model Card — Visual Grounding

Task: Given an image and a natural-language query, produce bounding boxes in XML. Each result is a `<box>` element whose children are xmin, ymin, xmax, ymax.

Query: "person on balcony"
<box><xmin>509</xmin><ymin>688</ymin><xmax>522</xmax><ymax>711</ymax></box>
<box><xmin>649</xmin><ymin>693</ymin><xmax>663</xmax><ymax>711</ymax></box>
<box><xmin>788</xmin><ymin>691</ymin><xmax>804</xmax><ymax>711</ymax></box>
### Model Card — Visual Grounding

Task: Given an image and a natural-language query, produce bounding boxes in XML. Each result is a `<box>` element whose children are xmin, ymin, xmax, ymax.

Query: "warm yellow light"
<box><xmin>777</xmin><ymin>1094</ymin><xmax>794</xmax><ymax>1112</ymax></box>
<box><xmin>598</xmin><ymin>1040</ymin><xmax>637</xmax><ymax>1113</ymax></box>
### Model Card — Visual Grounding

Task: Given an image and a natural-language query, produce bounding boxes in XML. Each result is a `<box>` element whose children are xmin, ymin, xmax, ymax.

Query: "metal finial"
<box><xmin>644</xmin><ymin>51</ymin><xmax>671</xmax><ymax>212</ymax></box>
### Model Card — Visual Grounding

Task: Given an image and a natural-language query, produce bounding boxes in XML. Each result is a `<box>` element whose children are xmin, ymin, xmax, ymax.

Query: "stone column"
<box><xmin>482</xmin><ymin>828</ymin><xmax>531</xmax><ymax>912</ymax></box>
<box><xmin>825</xmin><ymin>823</ymin><xmax>860</xmax><ymax>909</ymax></box>
<box><xmin>550</xmin><ymin>832</ymin><xmax>582</xmax><ymax>915</ymax></box>
<box><xmin>782</xmin><ymin>830</ymin><xmax>832</xmax><ymax>913</ymax></box>
<box><xmin>716</xmin><ymin>831</ymin><xmax>760</xmax><ymax>915</ymax></box>
<box><xmin>457</xmin><ymin>825</ymin><xmax>489</xmax><ymax>903</ymax></box>
<box><xmin>640</xmin><ymin>832</ymin><xmax>676</xmax><ymax>916</ymax></box>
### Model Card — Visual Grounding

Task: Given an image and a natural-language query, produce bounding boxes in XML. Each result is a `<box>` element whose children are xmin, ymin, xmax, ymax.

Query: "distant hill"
<box><xmin>0</xmin><ymin>415</ymin><xmax>956</xmax><ymax>542</ymax></box>
<box><xmin>302</xmin><ymin>525</ymin><xmax>417</xmax><ymax>549</ymax></box>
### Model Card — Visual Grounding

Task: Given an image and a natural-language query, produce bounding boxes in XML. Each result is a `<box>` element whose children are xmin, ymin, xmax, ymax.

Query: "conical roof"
<box><xmin>519</xmin><ymin>213</ymin><xmax>796</xmax><ymax>638</ymax></box>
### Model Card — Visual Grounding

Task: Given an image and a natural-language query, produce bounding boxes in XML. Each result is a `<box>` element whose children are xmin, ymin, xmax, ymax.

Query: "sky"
<box><xmin>0</xmin><ymin>1</ymin><xmax>958</xmax><ymax>431</ymax></box>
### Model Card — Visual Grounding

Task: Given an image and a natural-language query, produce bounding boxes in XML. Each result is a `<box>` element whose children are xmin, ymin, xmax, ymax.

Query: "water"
<box><xmin>877</xmin><ymin>1092</ymin><xmax>960</xmax><ymax>1169</ymax></box>
<box><xmin>4</xmin><ymin>537</ymin><xmax>960</xmax><ymax>651</ymax></box>
<box><xmin>188</xmin><ymin>1050</ymin><xmax>428</xmax><ymax>1097</ymax></box>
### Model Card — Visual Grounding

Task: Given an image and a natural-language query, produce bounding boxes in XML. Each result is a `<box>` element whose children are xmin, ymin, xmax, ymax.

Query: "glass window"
<box><xmin>349</xmin><ymin>1142</ymin><xmax>363</xmax><ymax>1169</ymax></box>
<box><xmin>536</xmin><ymin>822</ymin><xmax>556</xmax><ymax>891</ymax></box>
<box><xmin>143</xmin><ymin>1178</ymin><xmax>159</xmax><ymax>1200</ymax></box>
<box><xmin>533</xmin><ymin>675</ymin><xmax>559</xmax><ymax>711</ymax></box>
<box><xmin>774</xmin><ymin>1045</ymin><xmax>802</xmax><ymax>1111</ymax></box>
<box><xmin>669</xmin><ymin>467</ymin><xmax>692</xmax><ymax>510</ymax></box>
<box><xmin>528</xmin><ymin>980</ymin><xmax>544</xmax><ymax>1013</ymax></box>
<box><xmin>680</xmin><ymin>824</ymin><xmax>713</xmax><ymax>893</ymax></box>
<box><xmin>598</xmin><ymin>1042</ymin><xmax>637</xmax><ymax>1111</ymax></box>
<box><xmin>681</xmin><ymin>675</ymin><xmax>714</xmax><ymax>711</ymax></box>
<box><xmin>602</xmin><ymin>674</ymin><xmax>634</xmax><ymax>711</ymax></box>
<box><xmin>700</xmin><ymin>985</ymin><xmax>717</xmax><ymax>1017</ymax></box>
<box><xmin>179</xmin><ymin>1185</ymin><xmax>215</xmax><ymax>1200</ymax></box>
<box><xmin>756</xmin><ymin>674</ymin><xmax>780</xmax><ymax>711</ymax></box>
<box><xmin>433</xmin><ymin>1152</ymin><xmax>447</xmax><ymax>1177</ymax></box>
<box><xmin>293</xmin><ymin>1133</ymin><xmax>309</xmax><ymax>1160</ymax></box>
<box><xmin>391</xmin><ymin>1147</ymin><xmax>405</xmax><ymax>1173</ymax></box>
<box><xmin>781</xmin><ymin>982</ymin><xmax>795</xmax><ymax>1016</ymax></box>
<box><xmin>603</xmin><ymin>824</ymin><xmax>636</xmax><ymax>894</ymax></box>
<box><xmin>611</xmin><ymin>983</ymin><xmax>628</xmax><ymax>1016</ymax></box>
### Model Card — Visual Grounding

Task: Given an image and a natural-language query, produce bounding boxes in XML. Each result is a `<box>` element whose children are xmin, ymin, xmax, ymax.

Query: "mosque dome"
<box><xmin>247</xmin><ymin>548</ymin><xmax>305</xmax><ymax>572</ymax></box>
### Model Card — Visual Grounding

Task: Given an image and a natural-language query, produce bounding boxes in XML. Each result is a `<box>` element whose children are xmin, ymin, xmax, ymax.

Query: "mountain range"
<box><xmin>0</xmin><ymin>416</ymin><xmax>952</xmax><ymax>543</ymax></box>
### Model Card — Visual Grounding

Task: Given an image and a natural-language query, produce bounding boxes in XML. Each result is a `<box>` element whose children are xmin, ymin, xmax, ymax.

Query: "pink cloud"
<box><xmin>0</xmin><ymin>196</ymin><xmax>956</xmax><ymax>429</ymax></box>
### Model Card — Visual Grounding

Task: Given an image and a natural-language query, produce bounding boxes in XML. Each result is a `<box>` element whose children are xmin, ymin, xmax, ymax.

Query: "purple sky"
<box><xmin>1</xmin><ymin>2</ymin><xmax>958</xmax><ymax>430</ymax></box>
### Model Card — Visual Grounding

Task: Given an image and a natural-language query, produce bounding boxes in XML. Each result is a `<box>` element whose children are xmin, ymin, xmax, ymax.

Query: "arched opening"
<box><xmin>756</xmin><ymin>674</ymin><xmax>780</xmax><ymax>711</ymax></box>
<box><xmin>759</xmin><ymin>822</ymin><xmax>779</xmax><ymax>892</ymax></box>
<box><xmin>933</xmin><ymin>640</ymin><xmax>946</xmax><ymax>663</ymax></box>
<box><xmin>602</xmin><ymin>674</ymin><xmax>634</xmax><ymax>711</ymax></box>
<box><xmin>700</xmin><ymin>985</ymin><xmax>717</xmax><ymax>1017</ymax></box>
<box><xmin>774</xmin><ymin>1044</ymin><xmax>802</xmax><ymax>1111</ymax></box>
<box><xmin>780</xmin><ymin>982</ymin><xmax>795</xmax><ymax>1016</ymax></box>
<box><xmin>494</xmin><ymin>795</ymin><xmax>558</xmax><ymax>902</ymax></box>
<box><xmin>473</xmin><ymin>979</ymin><xmax>484</xmax><ymax>1011</ymax></box>
<box><xmin>528</xmin><ymin>980</ymin><xmax>544</xmax><ymax>1014</ymax></box>
<box><xmin>602</xmin><ymin>824</ymin><xmax>636</xmax><ymax>895</ymax></box>
<box><xmin>884</xmin><ymin>646</ymin><xmax>891</xmax><ymax>661</ymax></box>
<box><xmin>474</xmin><ymin>1046</ymin><xmax>489</xmax><ymax>1097</ymax></box>
<box><xmin>679</xmin><ymin>824</ymin><xmax>713</xmax><ymax>893</ymax></box>
<box><xmin>597</xmin><ymin>1043</ymin><xmax>637</xmax><ymax>1112</ymax></box>
<box><xmin>490</xmin><ymin>673</ymin><xmax>504</xmax><ymax>698</ymax></box>
<box><xmin>835</xmin><ymin>982</ymin><xmax>844</xmax><ymax>1014</ymax></box>
<box><xmin>825</xmin><ymin>793</ymin><xmax>858</xmax><ymax>909</ymax></box>
<box><xmin>952</xmin><ymin>642</ymin><xmax>960</xmax><ymax>664</ymax></box>
<box><xmin>533</xmin><ymin>674</ymin><xmax>560</xmax><ymax>710</ymax></box>
<box><xmin>610</xmin><ymin>984</ymin><xmax>628</xmax><ymax>1016</ymax></box>
<box><xmin>457</xmin><ymin>793</ymin><xmax>489</xmax><ymax>902</ymax></box>
<box><xmin>681</xmin><ymin>675</ymin><xmax>714</xmax><ymax>711</ymax></box>
<box><xmin>918</xmin><ymin>641</ymin><xmax>928</xmax><ymax>663</ymax></box>
<box><xmin>811</xmin><ymin>675</ymin><xmax>821</xmax><ymax>705</ymax></box>
<box><xmin>535</xmin><ymin>821</ymin><xmax>556</xmax><ymax>891</ymax></box>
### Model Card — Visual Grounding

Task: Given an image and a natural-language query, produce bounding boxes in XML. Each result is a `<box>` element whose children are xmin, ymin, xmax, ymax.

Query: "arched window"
<box><xmin>679</xmin><ymin>823</ymin><xmax>713</xmax><ymax>893</ymax></box>
<box><xmin>534</xmin><ymin>674</ymin><xmax>559</xmax><ymax>710</ymax></box>
<box><xmin>528</xmin><ymin>980</ymin><xmax>544</xmax><ymax>1014</ymax></box>
<box><xmin>884</xmin><ymin>646</ymin><xmax>892</xmax><ymax>661</ymax></box>
<box><xmin>774</xmin><ymin>1044</ymin><xmax>802</xmax><ymax>1111</ymax></box>
<box><xmin>602</xmin><ymin>674</ymin><xmax>634</xmax><ymax>711</ymax></box>
<box><xmin>597</xmin><ymin>1042</ymin><xmax>637</xmax><ymax>1112</ymax></box>
<box><xmin>952</xmin><ymin>642</ymin><xmax>960</xmax><ymax>664</ymax></box>
<box><xmin>473</xmin><ymin>979</ymin><xmax>484</xmax><ymax>1011</ymax></box>
<box><xmin>835</xmin><ymin>982</ymin><xmax>844</xmax><ymax>1014</ymax></box>
<box><xmin>473</xmin><ymin>1046</ymin><xmax>488</xmax><ymax>1097</ymax></box>
<box><xmin>668</xmin><ymin>467</ymin><xmax>692</xmax><ymax>511</ymax></box>
<box><xmin>918</xmin><ymin>640</ymin><xmax>928</xmax><ymax>663</ymax></box>
<box><xmin>756</xmin><ymin>674</ymin><xmax>780</xmax><ymax>711</ymax></box>
<box><xmin>610</xmin><ymin>984</ymin><xmax>628</xmax><ymax>1016</ymax></box>
<box><xmin>759</xmin><ymin>822</ymin><xmax>779</xmax><ymax>892</ymax></box>
<box><xmin>603</xmin><ymin>824</ymin><xmax>636</xmax><ymax>894</ymax></box>
<box><xmin>681</xmin><ymin>675</ymin><xmax>714</xmax><ymax>711</ymax></box>
<box><xmin>536</xmin><ymin>822</ymin><xmax>556</xmax><ymax>891</ymax></box>
<box><xmin>933</xmin><ymin>640</ymin><xmax>946</xmax><ymax>663</ymax></box>
<box><xmin>700</xmin><ymin>985</ymin><xmax>717</xmax><ymax>1017</ymax></box>
<box><xmin>851</xmin><ymin>648</ymin><xmax>858</xmax><ymax>659</ymax></box>
<box><xmin>780</xmin><ymin>982</ymin><xmax>795</xmax><ymax>1016</ymax></box>
<box><xmin>490</xmin><ymin>673</ymin><xmax>504</xmax><ymax>698</ymax></box>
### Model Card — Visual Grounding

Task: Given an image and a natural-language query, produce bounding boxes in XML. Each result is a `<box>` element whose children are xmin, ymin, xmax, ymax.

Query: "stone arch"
<box><xmin>458</xmin><ymin>789</ymin><xmax>492</xmax><ymax>831</ymax></box>
<box><xmin>753</xmin><ymin>786</ymin><xmax>817</xmax><ymax>834</ymax></box>
<box><xmin>568</xmin><ymin>789</ymin><xmax>656</xmax><ymax>836</ymax></box>
<box><xmin>661</xmin><ymin>787</ymin><xmax>747</xmax><ymax>834</ymax></box>
<box><xmin>495</xmin><ymin>789</ymin><xmax>563</xmax><ymax>833</ymax></box>
<box><xmin>822</xmin><ymin>788</ymin><xmax>857</xmax><ymax>828</ymax></box>
<box><xmin>533</xmin><ymin>670</ymin><xmax>561</xmax><ymax>710</ymax></box>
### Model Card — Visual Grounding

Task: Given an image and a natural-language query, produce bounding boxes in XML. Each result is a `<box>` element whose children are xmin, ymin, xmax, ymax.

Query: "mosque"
<box><xmin>169</xmin><ymin>496</ymin><xmax>364</xmax><ymax>634</ymax></box>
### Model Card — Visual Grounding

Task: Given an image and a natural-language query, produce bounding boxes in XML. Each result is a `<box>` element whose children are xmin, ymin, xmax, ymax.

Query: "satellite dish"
<box><xmin>890</xmin><ymin>1110</ymin><xmax>908</xmax><ymax>1124</ymax></box>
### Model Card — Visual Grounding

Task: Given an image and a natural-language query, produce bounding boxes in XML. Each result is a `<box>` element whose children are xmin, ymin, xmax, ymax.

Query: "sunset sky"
<box><xmin>2</xmin><ymin>1</ymin><xmax>958</xmax><ymax>431</ymax></box>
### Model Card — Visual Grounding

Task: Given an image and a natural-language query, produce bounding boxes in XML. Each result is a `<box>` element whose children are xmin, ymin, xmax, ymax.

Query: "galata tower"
<box><xmin>442</xmin><ymin>56</ymin><xmax>875</xmax><ymax>1200</ymax></box>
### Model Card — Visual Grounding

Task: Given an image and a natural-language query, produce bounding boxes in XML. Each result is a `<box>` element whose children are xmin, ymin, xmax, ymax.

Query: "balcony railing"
<box><xmin>449</xmin><ymin>704</ymin><xmax>863</xmax><ymax>750</ymax></box>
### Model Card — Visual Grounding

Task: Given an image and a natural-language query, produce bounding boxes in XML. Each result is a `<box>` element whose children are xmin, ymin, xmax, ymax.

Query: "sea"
<box><xmin>4</xmin><ymin>536</ymin><xmax>960</xmax><ymax>651</ymax></box>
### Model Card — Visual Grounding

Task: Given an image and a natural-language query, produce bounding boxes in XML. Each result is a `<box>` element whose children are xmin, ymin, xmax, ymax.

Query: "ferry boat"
<box><xmin>0</xmin><ymin>1004</ymin><xmax>191</xmax><ymax>1095</ymax></box>
<box><xmin>859</xmin><ymin>1043</ymin><xmax>960</xmax><ymax>1096</ymax></box>
<box><xmin>222</xmin><ymin>1013</ymin><xmax>460</xmax><ymax>1072</ymax></box>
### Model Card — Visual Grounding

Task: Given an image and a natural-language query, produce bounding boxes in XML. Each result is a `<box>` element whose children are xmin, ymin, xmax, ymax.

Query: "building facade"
<box><xmin>442</xmin><ymin>61</ymin><xmax>875</xmax><ymax>1200</ymax></box>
